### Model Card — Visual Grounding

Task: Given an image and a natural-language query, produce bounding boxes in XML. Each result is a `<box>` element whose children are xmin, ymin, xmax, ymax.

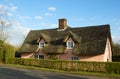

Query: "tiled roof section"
<box><xmin>19</xmin><ymin>24</ymin><xmax>112</xmax><ymax>56</ymax></box>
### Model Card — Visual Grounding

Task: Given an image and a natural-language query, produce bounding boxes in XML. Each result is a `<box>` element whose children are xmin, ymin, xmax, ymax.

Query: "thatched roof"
<box><xmin>19</xmin><ymin>24</ymin><xmax>112</xmax><ymax>56</ymax></box>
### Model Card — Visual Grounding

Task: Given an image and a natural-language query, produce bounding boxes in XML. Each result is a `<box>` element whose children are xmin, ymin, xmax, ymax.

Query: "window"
<box><xmin>71</xmin><ymin>57</ymin><xmax>79</xmax><ymax>60</ymax></box>
<box><xmin>34</xmin><ymin>55</ymin><xmax>44</xmax><ymax>59</ymax></box>
<box><xmin>38</xmin><ymin>39</ymin><xmax>45</xmax><ymax>48</ymax></box>
<box><xmin>67</xmin><ymin>41</ymin><xmax>74</xmax><ymax>49</ymax></box>
<box><xmin>39</xmin><ymin>43</ymin><xmax>44</xmax><ymax>48</ymax></box>
<box><xmin>39</xmin><ymin>42</ymin><xmax>45</xmax><ymax>48</ymax></box>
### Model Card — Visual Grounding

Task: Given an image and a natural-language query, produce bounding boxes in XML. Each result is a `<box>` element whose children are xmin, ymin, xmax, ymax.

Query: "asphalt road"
<box><xmin>0</xmin><ymin>64</ymin><xmax>118</xmax><ymax>79</ymax></box>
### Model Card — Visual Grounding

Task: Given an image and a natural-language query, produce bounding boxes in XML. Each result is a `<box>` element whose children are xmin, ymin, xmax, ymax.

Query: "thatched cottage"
<box><xmin>19</xmin><ymin>18</ymin><xmax>112</xmax><ymax>62</ymax></box>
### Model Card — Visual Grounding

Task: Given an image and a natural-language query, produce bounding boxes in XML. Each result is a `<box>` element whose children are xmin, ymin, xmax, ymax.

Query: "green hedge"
<box><xmin>0</xmin><ymin>48</ymin><xmax>4</xmax><ymax>63</ymax></box>
<box><xmin>0</xmin><ymin>41</ymin><xmax>15</xmax><ymax>63</ymax></box>
<box><xmin>5</xmin><ymin>58</ymin><xmax>120</xmax><ymax>74</ymax></box>
<box><xmin>105</xmin><ymin>62</ymin><xmax>120</xmax><ymax>74</ymax></box>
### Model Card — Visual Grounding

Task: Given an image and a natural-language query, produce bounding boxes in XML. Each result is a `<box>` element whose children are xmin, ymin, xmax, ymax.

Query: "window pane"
<box><xmin>71</xmin><ymin>42</ymin><xmax>73</xmax><ymax>48</ymax></box>
<box><xmin>39</xmin><ymin>43</ymin><xmax>44</xmax><ymax>48</ymax></box>
<box><xmin>34</xmin><ymin>55</ymin><xmax>44</xmax><ymax>59</ymax></box>
<box><xmin>39</xmin><ymin>55</ymin><xmax>44</xmax><ymax>59</ymax></box>
<box><xmin>67</xmin><ymin>42</ymin><xmax>74</xmax><ymax>49</ymax></box>
<box><xmin>34</xmin><ymin>55</ymin><xmax>38</xmax><ymax>59</ymax></box>
<box><xmin>71</xmin><ymin>57</ymin><xmax>79</xmax><ymax>60</ymax></box>
<box><xmin>68</xmin><ymin>42</ymin><xmax>71</xmax><ymax>46</ymax></box>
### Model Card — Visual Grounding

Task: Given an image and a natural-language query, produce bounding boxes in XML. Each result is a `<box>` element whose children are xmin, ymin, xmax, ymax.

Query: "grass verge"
<box><xmin>0</xmin><ymin>63</ymin><xmax>120</xmax><ymax>78</ymax></box>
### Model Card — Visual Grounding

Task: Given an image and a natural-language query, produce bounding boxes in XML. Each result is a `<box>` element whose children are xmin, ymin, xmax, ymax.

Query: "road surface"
<box><xmin>0</xmin><ymin>64</ymin><xmax>118</xmax><ymax>79</ymax></box>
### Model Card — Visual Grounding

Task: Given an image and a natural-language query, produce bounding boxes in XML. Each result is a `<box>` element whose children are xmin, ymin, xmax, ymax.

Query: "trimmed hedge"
<box><xmin>105</xmin><ymin>62</ymin><xmax>120</xmax><ymax>74</ymax></box>
<box><xmin>6</xmin><ymin>58</ymin><xmax>120</xmax><ymax>74</ymax></box>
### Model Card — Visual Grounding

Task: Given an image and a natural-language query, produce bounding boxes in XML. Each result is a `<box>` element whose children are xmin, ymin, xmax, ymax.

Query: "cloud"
<box><xmin>6</xmin><ymin>20</ymin><xmax>31</xmax><ymax>45</ymax></box>
<box><xmin>35</xmin><ymin>16</ymin><xmax>43</xmax><ymax>20</ymax></box>
<box><xmin>18</xmin><ymin>15</ymin><xmax>30</xmax><ymax>20</ymax></box>
<box><xmin>7</xmin><ymin>12</ymin><xmax>13</xmax><ymax>17</ymax></box>
<box><xmin>0</xmin><ymin>4</ymin><xmax>7</xmax><ymax>9</ymax></box>
<box><xmin>44</xmin><ymin>7</ymin><xmax>56</xmax><ymax>16</ymax></box>
<box><xmin>4</xmin><ymin>0</ymin><xmax>18</xmax><ymax>4</ymax></box>
<box><xmin>0</xmin><ymin>4</ymin><xmax>17</xmax><ymax>19</ymax></box>
<box><xmin>9</xmin><ymin>3</ymin><xmax>17</xmax><ymax>12</ymax></box>
<box><xmin>44</xmin><ymin>13</ymin><xmax>52</xmax><ymax>16</ymax></box>
<box><xmin>11</xmin><ymin>21</ymin><xmax>30</xmax><ymax>35</ymax></box>
<box><xmin>78</xmin><ymin>18</ymin><xmax>87</xmax><ymax>21</ymax></box>
<box><xmin>0</xmin><ymin>4</ymin><xmax>7</xmax><ymax>16</ymax></box>
<box><xmin>48</xmin><ymin>7</ymin><xmax>56</xmax><ymax>11</ymax></box>
<box><xmin>0</xmin><ymin>3</ymin><xmax>17</xmax><ymax>12</ymax></box>
<box><xmin>10</xmin><ymin>5</ymin><xmax>17</xmax><ymax>12</ymax></box>
<box><xmin>0</xmin><ymin>4</ymin><xmax>29</xmax><ymax>45</ymax></box>
<box><xmin>44</xmin><ymin>13</ymin><xmax>56</xmax><ymax>16</ymax></box>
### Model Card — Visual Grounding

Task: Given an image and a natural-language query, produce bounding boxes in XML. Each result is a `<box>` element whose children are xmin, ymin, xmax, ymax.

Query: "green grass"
<box><xmin>1</xmin><ymin>63</ymin><xmax>120</xmax><ymax>78</ymax></box>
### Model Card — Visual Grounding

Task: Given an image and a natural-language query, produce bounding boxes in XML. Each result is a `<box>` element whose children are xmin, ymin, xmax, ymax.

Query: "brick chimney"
<box><xmin>59</xmin><ymin>18</ymin><xmax>67</xmax><ymax>29</ymax></box>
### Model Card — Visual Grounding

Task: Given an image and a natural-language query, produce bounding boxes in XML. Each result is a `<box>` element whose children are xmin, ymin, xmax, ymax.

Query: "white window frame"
<box><xmin>34</xmin><ymin>54</ymin><xmax>44</xmax><ymax>59</ymax></box>
<box><xmin>39</xmin><ymin>42</ymin><xmax>45</xmax><ymax>48</ymax></box>
<box><xmin>39</xmin><ymin>39</ymin><xmax>45</xmax><ymax>48</ymax></box>
<box><xmin>67</xmin><ymin>41</ymin><xmax>75</xmax><ymax>49</ymax></box>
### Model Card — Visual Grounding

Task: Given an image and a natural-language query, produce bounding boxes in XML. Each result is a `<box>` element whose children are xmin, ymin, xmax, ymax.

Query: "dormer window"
<box><xmin>39</xmin><ymin>39</ymin><xmax>45</xmax><ymax>48</ymax></box>
<box><xmin>67</xmin><ymin>41</ymin><xmax>75</xmax><ymax>49</ymax></box>
<box><xmin>66</xmin><ymin>37</ymin><xmax>75</xmax><ymax>49</ymax></box>
<box><xmin>39</xmin><ymin>42</ymin><xmax>45</xmax><ymax>48</ymax></box>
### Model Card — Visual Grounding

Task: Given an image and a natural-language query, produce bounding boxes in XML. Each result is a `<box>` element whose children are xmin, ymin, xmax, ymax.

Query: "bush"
<box><xmin>105</xmin><ymin>62</ymin><xmax>120</xmax><ymax>74</ymax></box>
<box><xmin>6</xmin><ymin>58</ymin><xmax>120</xmax><ymax>74</ymax></box>
<box><xmin>0</xmin><ymin>48</ymin><xmax>4</xmax><ymax>63</ymax></box>
<box><xmin>0</xmin><ymin>41</ymin><xmax>16</xmax><ymax>63</ymax></box>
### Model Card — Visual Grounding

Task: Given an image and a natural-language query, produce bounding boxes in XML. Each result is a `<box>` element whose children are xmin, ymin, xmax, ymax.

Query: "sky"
<box><xmin>0</xmin><ymin>0</ymin><xmax>120</xmax><ymax>46</ymax></box>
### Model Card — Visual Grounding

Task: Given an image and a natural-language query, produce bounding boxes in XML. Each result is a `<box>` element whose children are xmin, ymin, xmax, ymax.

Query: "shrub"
<box><xmin>105</xmin><ymin>62</ymin><xmax>120</xmax><ymax>74</ymax></box>
<box><xmin>0</xmin><ymin>48</ymin><xmax>4</xmax><ymax>63</ymax></box>
<box><xmin>0</xmin><ymin>40</ymin><xmax>16</xmax><ymax>63</ymax></box>
<box><xmin>5</xmin><ymin>58</ymin><xmax>120</xmax><ymax>74</ymax></box>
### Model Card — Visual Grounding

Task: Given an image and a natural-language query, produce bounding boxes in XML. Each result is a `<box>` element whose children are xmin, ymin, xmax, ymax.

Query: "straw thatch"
<box><xmin>19</xmin><ymin>24</ymin><xmax>112</xmax><ymax>56</ymax></box>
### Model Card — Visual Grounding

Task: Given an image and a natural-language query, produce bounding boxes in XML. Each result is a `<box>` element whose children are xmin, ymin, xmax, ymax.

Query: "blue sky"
<box><xmin>0</xmin><ymin>0</ymin><xmax>120</xmax><ymax>45</ymax></box>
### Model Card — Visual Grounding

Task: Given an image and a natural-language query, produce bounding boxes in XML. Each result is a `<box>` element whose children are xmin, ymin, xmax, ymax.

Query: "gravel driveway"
<box><xmin>0</xmin><ymin>64</ymin><xmax>119</xmax><ymax>79</ymax></box>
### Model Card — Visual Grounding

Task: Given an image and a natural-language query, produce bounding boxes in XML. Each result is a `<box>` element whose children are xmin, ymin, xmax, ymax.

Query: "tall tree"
<box><xmin>0</xmin><ymin>4</ymin><xmax>14</xmax><ymax>63</ymax></box>
<box><xmin>112</xmin><ymin>41</ymin><xmax>120</xmax><ymax>62</ymax></box>
<box><xmin>113</xmin><ymin>42</ymin><xmax>120</xmax><ymax>56</ymax></box>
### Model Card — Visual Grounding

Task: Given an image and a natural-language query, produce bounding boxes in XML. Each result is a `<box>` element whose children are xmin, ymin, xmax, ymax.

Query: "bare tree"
<box><xmin>0</xmin><ymin>4</ymin><xmax>12</xmax><ymax>41</ymax></box>
<box><xmin>0</xmin><ymin>19</ymin><xmax>12</xmax><ymax>41</ymax></box>
<box><xmin>0</xmin><ymin>20</ymin><xmax>4</xmax><ymax>35</ymax></box>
